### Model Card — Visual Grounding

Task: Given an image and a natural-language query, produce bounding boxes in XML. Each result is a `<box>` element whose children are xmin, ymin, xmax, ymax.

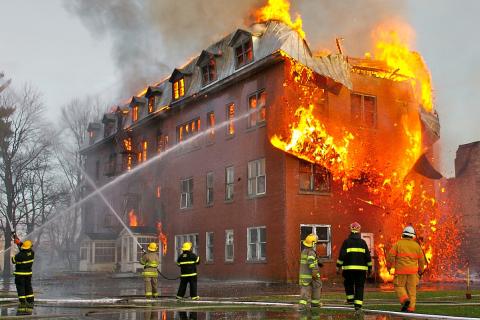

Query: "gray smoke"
<box><xmin>64</xmin><ymin>0</ymin><xmax>406</xmax><ymax>98</ymax></box>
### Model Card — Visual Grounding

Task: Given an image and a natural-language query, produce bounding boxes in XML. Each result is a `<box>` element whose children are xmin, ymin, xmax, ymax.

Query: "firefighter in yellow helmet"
<box><xmin>140</xmin><ymin>242</ymin><xmax>160</xmax><ymax>298</ymax></box>
<box><xmin>299</xmin><ymin>234</ymin><xmax>322</xmax><ymax>309</ymax></box>
<box><xmin>11</xmin><ymin>234</ymin><xmax>35</xmax><ymax>308</ymax></box>
<box><xmin>176</xmin><ymin>241</ymin><xmax>200</xmax><ymax>300</ymax></box>
<box><xmin>387</xmin><ymin>226</ymin><xmax>425</xmax><ymax>313</ymax></box>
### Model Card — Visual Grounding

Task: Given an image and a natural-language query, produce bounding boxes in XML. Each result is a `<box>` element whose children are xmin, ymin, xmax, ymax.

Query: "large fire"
<box><xmin>255</xmin><ymin>0</ymin><xmax>305</xmax><ymax>39</ymax></box>
<box><xmin>128</xmin><ymin>209</ymin><xmax>138</xmax><ymax>227</ymax></box>
<box><xmin>261</xmin><ymin>3</ymin><xmax>460</xmax><ymax>281</ymax></box>
<box><xmin>156</xmin><ymin>221</ymin><xmax>168</xmax><ymax>256</ymax></box>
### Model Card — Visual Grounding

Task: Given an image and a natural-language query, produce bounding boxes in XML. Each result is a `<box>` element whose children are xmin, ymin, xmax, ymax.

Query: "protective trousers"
<box><xmin>14</xmin><ymin>275</ymin><xmax>34</xmax><ymax>304</ymax></box>
<box><xmin>343</xmin><ymin>270</ymin><xmax>366</xmax><ymax>308</ymax></box>
<box><xmin>299</xmin><ymin>278</ymin><xmax>322</xmax><ymax>307</ymax></box>
<box><xmin>144</xmin><ymin>277</ymin><xmax>159</xmax><ymax>298</ymax></box>
<box><xmin>394</xmin><ymin>274</ymin><xmax>419</xmax><ymax>311</ymax></box>
<box><xmin>177</xmin><ymin>276</ymin><xmax>198</xmax><ymax>299</ymax></box>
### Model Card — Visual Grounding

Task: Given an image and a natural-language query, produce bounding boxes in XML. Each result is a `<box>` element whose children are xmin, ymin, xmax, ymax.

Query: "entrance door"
<box><xmin>361</xmin><ymin>232</ymin><xmax>375</xmax><ymax>272</ymax></box>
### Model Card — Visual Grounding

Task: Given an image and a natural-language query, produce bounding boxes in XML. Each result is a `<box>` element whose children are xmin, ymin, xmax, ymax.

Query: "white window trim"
<box><xmin>180</xmin><ymin>177</ymin><xmax>193</xmax><ymax>209</ymax></box>
<box><xmin>225</xmin><ymin>229</ymin><xmax>234</xmax><ymax>262</ymax></box>
<box><xmin>174</xmin><ymin>233</ymin><xmax>199</xmax><ymax>261</ymax></box>
<box><xmin>300</xmin><ymin>224</ymin><xmax>332</xmax><ymax>259</ymax></box>
<box><xmin>247</xmin><ymin>226</ymin><xmax>266</xmax><ymax>262</ymax></box>
<box><xmin>248</xmin><ymin>158</ymin><xmax>266</xmax><ymax>197</ymax></box>
<box><xmin>206</xmin><ymin>232</ymin><xmax>214</xmax><ymax>263</ymax></box>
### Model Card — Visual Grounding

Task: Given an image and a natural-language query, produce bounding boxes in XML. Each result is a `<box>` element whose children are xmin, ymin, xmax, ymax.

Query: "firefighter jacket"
<box><xmin>387</xmin><ymin>238</ymin><xmax>426</xmax><ymax>275</ymax></box>
<box><xmin>177</xmin><ymin>251</ymin><xmax>200</xmax><ymax>277</ymax></box>
<box><xmin>12</xmin><ymin>249</ymin><xmax>34</xmax><ymax>276</ymax></box>
<box><xmin>140</xmin><ymin>251</ymin><xmax>159</xmax><ymax>278</ymax></box>
<box><xmin>336</xmin><ymin>233</ymin><xmax>372</xmax><ymax>271</ymax></box>
<box><xmin>299</xmin><ymin>247</ymin><xmax>320</xmax><ymax>286</ymax></box>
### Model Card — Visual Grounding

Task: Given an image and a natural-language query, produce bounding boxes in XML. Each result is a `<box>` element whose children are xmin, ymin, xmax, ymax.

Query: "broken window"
<box><xmin>225</xmin><ymin>230</ymin><xmax>234</xmax><ymax>262</ymax></box>
<box><xmin>206</xmin><ymin>232</ymin><xmax>214</xmax><ymax>262</ymax></box>
<box><xmin>206</xmin><ymin>171</ymin><xmax>214</xmax><ymax>206</ymax></box>
<box><xmin>226</xmin><ymin>103</ymin><xmax>235</xmax><ymax>136</ymax></box>
<box><xmin>235</xmin><ymin>38</ymin><xmax>253</xmax><ymax>68</ymax></box>
<box><xmin>173</xmin><ymin>78</ymin><xmax>185</xmax><ymax>100</ymax></box>
<box><xmin>157</xmin><ymin>134</ymin><xmax>169</xmax><ymax>153</ymax></box>
<box><xmin>225</xmin><ymin>166</ymin><xmax>234</xmax><ymax>201</ymax></box>
<box><xmin>180</xmin><ymin>177</ymin><xmax>194</xmax><ymax>209</ymax></box>
<box><xmin>248</xmin><ymin>158</ymin><xmax>266</xmax><ymax>197</ymax></box>
<box><xmin>148</xmin><ymin>96</ymin><xmax>155</xmax><ymax>113</ymax></box>
<box><xmin>132</xmin><ymin>105</ymin><xmax>139</xmax><ymax>122</ymax></box>
<box><xmin>351</xmin><ymin>93</ymin><xmax>377</xmax><ymax>128</ymax></box>
<box><xmin>201</xmin><ymin>58</ymin><xmax>217</xmax><ymax>86</ymax></box>
<box><xmin>299</xmin><ymin>159</ymin><xmax>331</xmax><ymax>193</ymax></box>
<box><xmin>247</xmin><ymin>226</ymin><xmax>266</xmax><ymax>262</ymax></box>
<box><xmin>300</xmin><ymin>224</ymin><xmax>332</xmax><ymax>259</ymax></box>
<box><xmin>177</xmin><ymin>118</ymin><xmax>201</xmax><ymax>143</ymax></box>
<box><xmin>175</xmin><ymin>233</ymin><xmax>198</xmax><ymax>260</ymax></box>
<box><xmin>248</xmin><ymin>90</ymin><xmax>267</xmax><ymax>128</ymax></box>
<box><xmin>206</xmin><ymin>111</ymin><xmax>215</xmax><ymax>143</ymax></box>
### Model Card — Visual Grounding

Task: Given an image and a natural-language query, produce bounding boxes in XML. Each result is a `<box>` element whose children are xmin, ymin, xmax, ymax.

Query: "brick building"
<box><xmin>79</xmin><ymin>21</ymin><xmax>439</xmax><ymax>281</ymax></box>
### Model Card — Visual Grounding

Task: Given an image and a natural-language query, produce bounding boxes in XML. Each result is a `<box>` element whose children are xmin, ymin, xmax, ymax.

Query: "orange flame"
<box><xmin>156</xmin><ymin>222</ymin><xmax>168</xmax><ymax>256</ymax></box>
<box><xmin>255</xmin><ymin>0</ymin><xmax>305</xmax><ymax>39</ymax></box>
<box><xmin>128</xmin><ymin>209</ymin><xmax>138</xmax><ymax>227</ymax></box>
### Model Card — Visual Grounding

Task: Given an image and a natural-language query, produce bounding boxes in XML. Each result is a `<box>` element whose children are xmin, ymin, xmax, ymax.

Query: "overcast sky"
<box><xmin>0</xmin><ymin>0</ymin><xmax>478</xmax><ymax>177</ymax></box>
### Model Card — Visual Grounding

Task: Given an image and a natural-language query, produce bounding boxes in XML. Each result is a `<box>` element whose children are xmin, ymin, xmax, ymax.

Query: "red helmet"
<box><xmin>350</xmin><ymin>222</ymin><xmax>361</xmax><ymax>233</ymax></box>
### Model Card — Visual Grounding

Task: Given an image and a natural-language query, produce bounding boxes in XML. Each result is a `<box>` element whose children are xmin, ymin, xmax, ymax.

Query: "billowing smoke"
<box><xmin>64</xmin><ymin>0</ymin><xmax>406</xmax><ymax>99</ymax></box>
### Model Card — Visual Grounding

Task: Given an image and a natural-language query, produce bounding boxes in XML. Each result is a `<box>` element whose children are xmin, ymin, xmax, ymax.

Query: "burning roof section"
<box><xmin>84</xmin><ymin>20</ymin><xmax>354</xmax><ymax>147</ymax></box>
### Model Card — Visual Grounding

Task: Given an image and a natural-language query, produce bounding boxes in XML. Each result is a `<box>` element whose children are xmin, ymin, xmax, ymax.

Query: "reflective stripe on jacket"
<box><xmin>387</xmin><ymin>238</ymin><xmax>425</xmax><ymax>275</ymax></box>
<box><xmin>177</xmin><ymin>251</ymin><xmax>200</xmax><ymax>277</ymax></box>
<box><xmin>12</xmin><ymin>249</ymin><xmax>34</xmax><ymax>276</ymax></box>
<box><xmin>140</xmin><ymin>252</ymin><xmax>160</xmax><ymax>277</ymax></box>
<box><xmin>336</xmin><ymin>233</ymin><xmax>372</xmax><ymax>271</ymax></box>
<box><xmin>299</xmin><ymin>247</ymin><xmax>319</xmax><ymax>286</ymax></box>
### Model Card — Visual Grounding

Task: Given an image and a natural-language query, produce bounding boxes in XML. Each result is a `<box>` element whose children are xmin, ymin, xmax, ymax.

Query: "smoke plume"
<box><xmin>64</xmin><ymin>0</ymin><xmax>407</xmax><ymax>99</ymax></box>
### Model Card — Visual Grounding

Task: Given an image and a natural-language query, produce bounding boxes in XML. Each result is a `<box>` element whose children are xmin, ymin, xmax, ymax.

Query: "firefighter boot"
<box><xmin>401</xmin><ymin>300</ymin><xmax>411</xmax><ymax>312</ymax></box>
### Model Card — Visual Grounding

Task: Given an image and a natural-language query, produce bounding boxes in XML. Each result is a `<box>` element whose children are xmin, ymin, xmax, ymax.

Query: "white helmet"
<box><xmin>402</xmin><ymin>226</ymin><xmax>416</xmax><ymax>238</ymax></box>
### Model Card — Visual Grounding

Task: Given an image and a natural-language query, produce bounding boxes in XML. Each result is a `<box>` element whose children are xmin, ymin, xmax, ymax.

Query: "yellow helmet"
<box><xmin>21</xmin><ymin>240</ymin><xmax>32</xmax><ymax>250</ymax></box>
<box><xmin>182</xmin><ymin>242</ymin><xmax>193</xmax><ymax>251</ymax></box>
<box><xmin>147</xmin><ymin>242</ymin><xmax>158</xmax><ymax>252</ymax></box>
<box><xmin>302</xmin><ymin>234</ymin><xmax>318</xmax><ymax>248</ymax></box>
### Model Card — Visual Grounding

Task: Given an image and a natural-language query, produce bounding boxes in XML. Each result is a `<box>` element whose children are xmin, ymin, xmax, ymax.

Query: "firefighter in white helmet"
<box><xmin>387</xmin><ymin>225</ymin><xmax>426</xmax><ymax>313</ymax></box>
<box><xmin>140</xmin><ymin>242</ymin><xmax>160</xmax><ymax>299</ymax></box>
<box><xmin>299</xmin><ymin>234</ymin><xmax>322</xmax><ymax>309</ymax></box>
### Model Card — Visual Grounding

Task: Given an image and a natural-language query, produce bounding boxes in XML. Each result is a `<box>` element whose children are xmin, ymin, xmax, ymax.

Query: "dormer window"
<box><xmin>173</xmin><ymin>78</ymin><xmax>185</xmax><ymax>100</ymax></box>
<box><xmin>148</xmin><ymin>96</ymin><xmax>155</xmax><ymax>113</ymax></box>
<box><xmin>132</xmin><ymin>105</ymin><xmax>139</xmax><ymax>122</ymax></box>
<box><xmin>235</xmin><ymin>39</ymin><xmax>253</xmax><ymax>68</ymax></box>
<box><xmin>201</xmin><ymin>59</ymin><xmax>217</xmax><ymax>85</ymax></box>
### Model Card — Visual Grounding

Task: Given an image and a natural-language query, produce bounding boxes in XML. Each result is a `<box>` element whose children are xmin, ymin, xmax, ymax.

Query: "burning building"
<box><xmin>78</xmin><ymin>3</ymin><xmax>454</xmax><ymax>281</ymax></box>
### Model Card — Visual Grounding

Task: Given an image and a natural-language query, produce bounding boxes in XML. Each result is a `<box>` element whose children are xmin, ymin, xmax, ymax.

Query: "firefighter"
<box><xmin>387</xmin><ymin>226</ymin><xmax>425</xmax><ymax>313</ymax></box>
<box><xmin>11</xmin><ymin>233</ymin><xmax>35</xmax><ymax>307</ymax></box>
<box><xmin>299</xmin><ymin>234</ymin><xmax>322</xmax><ymax>309</ymax></box>
<box><xmin>140</xmin><ymin>242</ymin><xmax>160</xmax><ymax>299</ymax></box>
<box><xmin>336</xmin><ymin>222</ymin><xmax>372</xmax><ymax>312</ymax></box>
<box><xmin>176</xmin><ymin>241</ymin><xmax>200</xmax><ymax>300</ymax></box>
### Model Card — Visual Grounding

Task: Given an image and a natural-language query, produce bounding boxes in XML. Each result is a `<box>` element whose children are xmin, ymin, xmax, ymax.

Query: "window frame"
<box><xmin>174</xmin><ymin>233</ymin><xmax>199</xmax><ymax>260</ymax></box>
<box><xmin>300</xmin><ymin>224</ymin><xmax>332</xmax><ymax>260</ymax></box>
<box><xmin>234</xmin><ymin>38</ymin><xmax>253</xmax><ymax>69</ymax></box>
<box><xmin>225</xmin><ymin>166</ymin><xmax>234</xmax><ymax>201</ymax></box>
<box><xmin>206</xmin><ymin>232</ymin><xmax>214</xmax><ymax>263</ymax></box>
<box><xmin>201</xmin><ymin>58</ymin><xmax>217</xmax><ymax>86</ymax></box>
<box><xmin>206</xmin><ymin>171</ymin><xmax>214</xmax><ymax>206</ymax></box>
<box><xmin>247</xmin><ymin>158</ymin><xmax>266</xmax><ymax>197</ymax></box>
<box><xmin>226</xmin><ymin>103</ymin><xmax>235</xmax><ymax>137</ymax></box>
<box><xmin>247</xmin><ymin>226</ymin><xmax>266</xmax><ymax>262</ymax></box>
<box><xmin>225</xmin><ymin>229</ymin><xmax>234</xmax><ymax>262</ymax></box>
<box><xmin>156</xmin><ymin>133</ymin><xmax>169</xmax><ymax>153</ymax></box>
<box><xmin>350</xmin><ymin>93</ymin><xmax>377</xmax><ymax>128</ymax></box>
<box><xmin>132</xmin><ymin>105</ymin><xmax>139</xmax><ymax>122</ymax></box>
<box><xmin>173</xmin><ymin>77</ymin><xmax>185</xmax><ymax>100</ymax></box>
<box><xmin>177</xmin><ymin>118</ymin><xmax>201</xmax><ymax>143</ymax></box>
<box><xmin>180</xmin><ymin>177</ymin><xmax>194</xmax><ymax>209</ymax></box>
<box><xmin>247</xmin><ymin>90</ymin><xmax>267</xmax><ymax>128</ymax></box>
<box><xmin>298</xmin><ymin>159</ymin><xmax>331</xmax><ymax>194</ymax></box>
<box><xmin>206</xmin><ymin>111</ymin><xmax>215</xmax><ymax>144</ymax></box>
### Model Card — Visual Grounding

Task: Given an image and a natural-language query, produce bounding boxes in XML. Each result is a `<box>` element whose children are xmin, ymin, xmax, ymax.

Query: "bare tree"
<box><xmin>0</xmin><ymin>85</ymin><xmax>49</xmax><ymax>280</ymax></box>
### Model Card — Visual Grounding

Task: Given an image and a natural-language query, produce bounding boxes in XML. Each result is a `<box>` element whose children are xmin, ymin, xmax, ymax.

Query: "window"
<box><xmin>225</xmin><ymin>166</ymin><xmax>234</xmax><ymax>201</ymax></box>
<box><xmin>225</xmin><ymin>230</ymin><xmax>234</xmax><ymax>262</ymax></box>
<box><xmin>226</xmin><ymin>103</ymin><xmax>235</xmax><ymax>136</ymax></box>
<box><xmin>299</xmin><ymin>160</ymin><xmax>331</xmax><ymax>193</ymax></box>
<box><xmin>206</xmin><ymin>232</ymin><xmax>214</xmax><ymax>262</ymax></box>
<box><xmin>95</xmin><ymin>160</ymin><xmax>100</xmax><ymax>180</ymax></box>
<box><xmin>201</xmin><ymin>59</ymin><xmax>217</xmax><ymax>85</ymax></box>
<box><xmin>235</xmin><ymin>38</ymin><xmax>253</xmax><ymax>68</ymax></box>
<box><xmin>148</xmin><ymin>96</ymin><xmax>155</xmax><ymax>113</ymax></box>
<box><xmin>247</xmin><ymin>227</ymin><xmax>266</xmax><ymax>262</ymax></box>
<box><xmin>173</xmin><ymin>78</ymin><xmax>185</xmax><ymax>100</ymax></box>
<box><xmin>351</xmin><ymin>93</ymin><xmax>377</xmax><ymax>128</ymax></box>
<box><xmin>105</xmin><ymin>153</ymin><xmax>117</xmax><ymax>176</ymax></box>
<box><xmin>177</xmin><ymin>118</ymin><xmax>201</xmax><ymax>142</ymax></box>
<box><xmin>180</xmin><ymin>177</ymin><xmax>194</xmax><ymax>209</ymax></box>
<box><xmin>132</xmin><ymin>105</ymin><xmax>139</xmax><ymax>122</ymax></box>
<box><xmin>248</xmin><ymin>158</ymin><xmax>266</xmax><ymax>196</ymax></box>
<box><xmin>141</xmin><ymin>140</ymin><xmax>148</xmax><ymax>162</ymax></box>
<box><xmin>157</xmin><ymin>134</ymin><xmax>169</xmax><ymax>153</ymax></box>
<box><xmin>136</xmin><ymin>236</ymin><xmax>157</xmax><ymax>261</ymax></box>
<box><xmin>94</xmin><ymin>241</ymin><xmax>116</xmax><ymax>263</ymax></box>
<box><xmin>248</xmin><ymin>90</ymin><xmax>266</xmax><ymax>127</ymax></box>
<box><xmin>206</xmin><ymin>172</ymin><xmax>214</xmax><ymax>206</ymax></box>
<box><xmin>206</xmin><ymin>112</ymin><xmax>215</xmax><ymax>143</ymax></box>
<box><xmin>300</xmin><ymin>224</ymin><xmax>332</xmax><ymax>259</ymax></box>
<box><xmin>175</xmin><ymin>234</ymin><xmax>198</xmax><ymax>260</ymax></box>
